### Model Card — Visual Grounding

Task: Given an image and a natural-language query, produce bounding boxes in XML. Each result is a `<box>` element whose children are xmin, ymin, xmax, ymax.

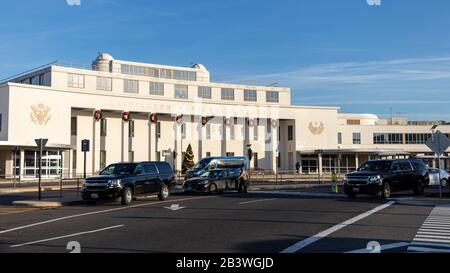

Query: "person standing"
<box><xmin>238</xmin><ymin>168</ymin><xmax>248</xmax><ymax>193</ymax></box>
<box><xmin>295</xmin><ymin>161</ymin><xmax>300</xmax><ymax>174</ymax></box>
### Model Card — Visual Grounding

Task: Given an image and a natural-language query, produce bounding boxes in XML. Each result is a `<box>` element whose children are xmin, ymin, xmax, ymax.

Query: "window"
<box><xmin>338</xmin><ymin>132</ymin><xmax>342</xmax><ymax>144</ymax></box>
<box><xmin>124</xmin><ymin>79</ymin><xmax>139</xmax><ymax>93</ymax></box>
<box><xmin>97</xmin><ymin>77</ymin><xmax>112</xmax><ymax>91</ymax></box>
<box><xmin>100</xmin><ymin>118</ymin><xmax>107</xmax><ymax>137</ymax></box>
<box><xmin>353</xmin><ymin>132</ymin><xmax>361</xmax><ymax>144</ymax></box>
<box><xmin>129</xmin><ymin>120</ymin><xmax>135</xmax><ymax>138</ymax></box>
<box><xmin>221</xmin><ymin>88</ymin><xmax>234</xmax><ymax>100</ymax></box>
<box><xmin>143</xmin><ymin>163</ymin><xmax>158</xmax><ymax>174</ymax></box>
<box><xmin>399</xmin><ymin>161</ymin><xmax>413</xmax><ymax>171</ymax></box>
<box><xmin>226</xmin><ymin>152</ymin><xmax>235</xmax><ymax>157</ymax></box>
<box><xmin>206</xmin><ymin>124</ymin><xmax>211</xmax><ymax>139</ymax></box>
<box><xmin>347</xmin><ymin>119</ymin><xmax>361</xmax><ymax>125</ymax></box>
<box><xmin>244</xmin><ymin>90</ymin><xmax>257</xmax><ymax>102</ymax></box>
<box><xmin>267</xmin><ymin>119</ymin><xmax>271</xmax><ymax>133</ymax></box>
<box><xmin>405</xmin><ymin>133</ymin><xmax>432</xmax><ymax>144</ymax></box>
<box><xmin>149</xmin><ymin>67</ymin><xmax>196</xmax><ymax>81</ymax></box>
<box><xmin>71</xmin><ymin>117</ymin><xmax>77</xmax><ymax>136</ymax></box>
<box><xmin>175</xmin><ymin>84</ymin><xmax>188</xmax><ymax>99</ymax></box>
<box><xmin>288</xmin><ymin>125</ymin><xmax>294</xmax><ymax>141</ymax></box>
<box><xmin>198</xmin><ymin>86</ymin><xmax>212</xmax><ymax>99</ymax></box>
<box><xmin>100</xmin><ymin>150</ymin><xmax>107</xmax><ymax>169</ymax></box>
<box><xmin>156</xmin><ymin>122</ymin><xmax>161</xmax><ymax>139</ymax></box>
<box><xmin>121</xmin><ymin>64</ymin><xmax>147</xmax><ymax>76</ymax></box>
<box><xmin>149</xmin><ymin>82</ymin><xmax>164</xmax><ymax>96</ymax></box>
<box><xmin>266</xmin><ymin>91</ymin><xmax>279</xmax><ymax>103</ymax></box>
<box><xmin>373</xmin><ymin>133</ymin><xmax>403</xmax><ymax>144</ymax></box>
<box><xmin>68</xmin><ymin>73</ymin><xmax>84</xmax><ymax>88</ymax></box>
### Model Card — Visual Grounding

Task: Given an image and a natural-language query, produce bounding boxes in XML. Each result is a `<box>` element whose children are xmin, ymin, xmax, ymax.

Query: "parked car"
<box><xmin>81</xmin><ymin>161</ymin><xmax>175</xmax><ymax>205</ymax></box>
<box><xmin>428</xmin><ymin>168</ymin><xmax>449</xmax><ymax>189</ymax></box>
<box><xmin>343</xmin><ymin>158</ymin><xmax>429</xmax><ymax>199</ymax></box>
<box><xmin>183</xmin><ymin>168</ymin><xmax>248</xmax><ymax>194</ymax></box>
<box><xmin>184</xmin><ymin>156</ymin><xmax>247</xmax><ymax>180</ymax></box>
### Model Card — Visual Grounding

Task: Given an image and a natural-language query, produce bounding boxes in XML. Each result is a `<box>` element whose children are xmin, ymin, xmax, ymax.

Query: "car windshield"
<box><xmin>193</xmin><ymin>158</ymin><xmax>212</xmax><ymax>170</ymax></box>
<box><xmin>200</xmin><ymin>170</ymin><xmax>222</xmax><ymax>178</ymax></box>
<box><xmin>100</xmin><ymin>164</ymin><xmax>137</xmax><ymax>175</ymax></box>
<box><xmin>358</xmin><ymin>161</ymin><xmax>392</xmax><ymax>172</ymax></box>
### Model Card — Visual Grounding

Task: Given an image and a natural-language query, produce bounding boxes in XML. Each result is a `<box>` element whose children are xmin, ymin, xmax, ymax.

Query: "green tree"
<box><xmin>182</xmin><ymin>144</ymin><xmax>195</xmax><ymax>174</ymax></box>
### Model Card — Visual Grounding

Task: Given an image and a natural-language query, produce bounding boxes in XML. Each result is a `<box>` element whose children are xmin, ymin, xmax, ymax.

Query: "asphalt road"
<box><xmin>0</xmin><ymin>188</ymin><xmax>449</xmax><ymax>253</ymax></box>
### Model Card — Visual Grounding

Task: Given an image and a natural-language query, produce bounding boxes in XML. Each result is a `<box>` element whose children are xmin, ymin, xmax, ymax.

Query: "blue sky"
<box><xmin>1</xmin><ymin>0</ymin><xmax>450</xmax><ymax>121</ymax></box>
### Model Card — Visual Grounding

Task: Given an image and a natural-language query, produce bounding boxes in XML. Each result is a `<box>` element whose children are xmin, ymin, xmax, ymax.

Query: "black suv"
<box><xmin>81</xmin><ymin>161</ymin><xmax>175</xmax><ymax>205</ymax></box>
<box><xmin>343</xmin><ymin>158</ymin><xmax>429</xmax><ymax>199</ymax></box>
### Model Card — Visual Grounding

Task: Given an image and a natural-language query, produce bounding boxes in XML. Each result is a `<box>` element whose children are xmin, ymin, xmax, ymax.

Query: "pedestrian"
<box><xmin>238</xmin><ymin>168</ymin><xmax>248</xmax><ymax>193</ymax></box>
<box><xmin>295</xmin><ymin>161</ymin><xmax>300</xmax><ymax>174</ymax></box>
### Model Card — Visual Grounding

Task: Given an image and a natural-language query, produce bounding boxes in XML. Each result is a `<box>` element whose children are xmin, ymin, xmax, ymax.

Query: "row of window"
<box><xmin>338</xmin><ymin>132</ymin><xmax>450</xmax><ymax>145</ymax></box>
<box><xmin>19</xmin><ymin>73</ymin><xmax>49</xmax><ymax>86</ymax></box>
<box><xmin>121</xmin><ymin>64</ymin><xmax>197</xmax><ymax>81</ymax></box>
<box><xmin>68</xmin><ymin>74</ymin><xmax>280</xmax><ymax>103</ymax></box>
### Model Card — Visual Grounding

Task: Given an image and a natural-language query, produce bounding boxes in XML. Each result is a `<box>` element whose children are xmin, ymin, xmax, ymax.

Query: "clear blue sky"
<box><xmin>1</xmin><ymin>0</ymin><xmax>450</xmax><ymax>121</ymax></box>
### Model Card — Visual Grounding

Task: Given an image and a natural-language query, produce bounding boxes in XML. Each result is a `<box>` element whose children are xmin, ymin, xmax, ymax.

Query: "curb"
<box><xmin>12</xmin><ymin>199</ymin><xmax>85</xmax><ymax>208</ymax></box>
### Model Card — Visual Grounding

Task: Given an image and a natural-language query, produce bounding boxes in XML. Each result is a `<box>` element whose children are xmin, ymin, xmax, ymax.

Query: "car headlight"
<box><xmin>108</xmin><ymin>179</ymin><xmax>122</xmax><ymax>188</ymax></box>
<box><xmin>367</xmin><ymin>175</ymin><xmax>382</xmax><ymax>184</ymax></box>
<box><xmin>80</xmin><ymin>179</ymin><xmax>86</xmax><ymax>189</ymax></box>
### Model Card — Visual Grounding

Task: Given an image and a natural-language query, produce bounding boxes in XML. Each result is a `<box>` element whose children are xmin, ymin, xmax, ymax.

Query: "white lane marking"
<box><xmin>346</xmin><ymin>242</ymin><xmax>410</xmax><ymax>253</ymax></box>
<box><xmin>413</xmin><ymin>238</ymin><xmax>450</xmax><ymax>244</ymax></box>
<box><xmin>408</xmin><ymin>246</ymin><xmax>450</xmax><ymax>253</ymax></box>
<box><xmin>420</xmin><ymin>227</ymin><xmax>450</xmax><ymax>231</ymax></box>
<box><xmin>10</xmin><ymin>225</ymin><xmax>124</xmax><ymax>248</ymax></box>
<box><xmin>410</xmin><ymin>241</ymin><xmax>450</xmax><ymax>249</ymax></box>
<box><xmin>0</xmin><ymin>194</ymin><xmax>236</xmax><ymax>235</ymax></box>
<box><xmin>280</xmin><ymin>201</ymin><xmax>396</xmax><ymax>253</ymax></box>
<box><xmin>239</xmin><ymin>198</ymin><xmax>277</xmax><ymax>205</ymax></box>
<box><xmin>249</xmin><ymin>190</ymin><xmax>345</xmax><ymax>198</ymax></box>
<box><xmin>415</xmin><ymin>234</ymin><xmax>450</xmax><ymax>239</ymax></box>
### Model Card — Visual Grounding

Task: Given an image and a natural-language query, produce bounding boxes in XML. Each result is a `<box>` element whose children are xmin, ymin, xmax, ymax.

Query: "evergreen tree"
<box><xmin>182</xmin><ymin>144</ymin><xmax>195</xmax><ymax>174</ymax></box>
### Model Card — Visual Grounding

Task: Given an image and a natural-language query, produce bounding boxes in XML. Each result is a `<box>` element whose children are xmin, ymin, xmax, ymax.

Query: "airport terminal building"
<box><xmin>0</xmin><ymin>53</ymin><xmax>449</xmax><ymax>180</ymax></box>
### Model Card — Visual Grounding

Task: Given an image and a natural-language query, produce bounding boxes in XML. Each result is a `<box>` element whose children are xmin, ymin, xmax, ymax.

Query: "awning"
<box><xmin>0</xmin><ymin>141</ymin><xmax>74</xmax><ymax>150</ymax></box>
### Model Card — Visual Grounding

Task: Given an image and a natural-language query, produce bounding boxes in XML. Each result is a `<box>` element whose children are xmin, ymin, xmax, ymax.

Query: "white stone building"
<box><xmin>0</xmin><ymin>53</ymin><xmax>449</xmax><ymax>180</ymax></box>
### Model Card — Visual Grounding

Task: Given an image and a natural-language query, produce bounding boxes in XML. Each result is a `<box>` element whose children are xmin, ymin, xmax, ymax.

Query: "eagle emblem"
<box><xmin>308</xmin><ymin>121</ymin><xmax>325</xmax><ymax>135</ymax></box>
<box><xmin>30</xmin><ymin>104</ymin><xmax>51</xmax><ymax>125</ymax></box>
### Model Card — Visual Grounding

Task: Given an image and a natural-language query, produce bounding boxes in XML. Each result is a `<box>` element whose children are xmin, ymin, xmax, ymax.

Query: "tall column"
<box><xmin>92</xmin><ymin>117</ymin><xmax>101</xmax><ymax>174</ymax></box>
<box><xmin>122</xmin><ymin>119</ymin><xmax>129</xmax><ymax>162</ymax></box>
<box><xmin>19</xmin><ymin>149</ymin><xmax>25</xmax><ymax>181</ymax></box>
<box><xmin>244</xmin><ymin>118</ymin><xmax>250</xmax><ymax>157</ymax></box>
<box><xmin>197</xmin><ymin>118</ymin><xmax>204</xmax><ymax>160</ymax></box>
<box><xmin>221</xmin><ymin>118</ymin><xmax>227</xmax><ymax>156</ymax></box>
<box><xmin>148</xmin><ymin>118</ymin><xmax>153</xmax><ymax>161</ymax></box>
<box><xmin>174</xmin><ymin>123</ymin><xmax>182</xmax><ymax>172</ymax></box>
<box><xmin>355</xmin><ymin>154</ymin><xmax>359</xmax><ymax>169</ymax></box>
<box><xmin>318</xmin><ymin>153</ymin><xmax>323</xmax><ymax>175</ymax></box>
<box><xmin>271</xmin><ymin>121</ymin><xmax>278</xmax><ymax>173</ymax></box>
<box><xmin>68</xmin><ymin>149</ymin><xmax>73</xmax><ymax>178</ymax></box>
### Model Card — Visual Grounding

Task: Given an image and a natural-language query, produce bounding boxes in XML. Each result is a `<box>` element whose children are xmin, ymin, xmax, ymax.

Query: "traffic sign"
<box><xmin>81</xmin><ymin>139</ymin><xmax>90</xmax><ymax>152</ymax></box>
<box><xmin>426</xmin><ymin>133</ymin><xmax>450</xmax><ymax>155</ymax></box>
<box><xmin>34</xmin><ymin>138</ymin><xmax>48</xmax><ymax>150</ymax></box>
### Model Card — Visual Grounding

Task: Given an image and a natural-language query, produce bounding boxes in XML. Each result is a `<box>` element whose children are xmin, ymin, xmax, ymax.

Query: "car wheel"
<box><xmin>440</xmin><ymin>178</ymin><xmax>448</xmax><ymax>189</ymax></box>
<box><xmin>121</xmin><ymin>187</ymin><xmax>133</xmax><ymax>205</ymax></box>
<box><xmin>413</xmin><ymin>181</ymin><xmax>425</xmax><ymax>196</ymax></box>
<box><xmin>209</xmin><ymin>183</ymin><xmax>218</xmax><ymax>195</ymax></box>
<box><xmin>381</xmin><ymin>182</ymin><xmax>391</xmax><ymax>199</ymax></box>
<box><xmin>158</xmin><ymin>184</ymin><xmax>170</xmax><ymax>201</ymax></box>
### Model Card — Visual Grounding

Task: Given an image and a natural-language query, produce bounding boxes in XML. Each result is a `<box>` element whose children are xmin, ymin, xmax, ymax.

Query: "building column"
<box><xmin>221</xmin><ymin>117</ymin><xmax>227</xmax><ymax>156</ymax></box>
<box><xmin>355</xmin><ymin>154</ymin><xmax>359</xmax><ymax>169</ymax></box>
<box><xmin>121</xmin><ymin>119</ymin><xmax>129</xmax><ymax>162</ymax></box>
<box><xmin>197</xmin><ymin>117</ymin><xmax>204</xmax><ymax>160</ymax></box>
<box><xmin>318</xmin><ymin>153</ymin><xmax>323</xmax><ymax>175</ymax></box>
<box><xmin>19</xmin><ymin>149</ymin><xmax>25</xmax><ymax>181</ymax></box>
<box><xmin>271</xmin><ymin>121</ymin><xmax>278</xmax><ymax>173</ymax></box>
<box><xmin>174</xmin><ymin>123</ymin><xmax>182</xmax><ymax>172</ymax></box>
<box><xmin>92</xmin><ymin>118</ymin><xmax>101</xmax><ymax>174</ymax></box>
<box><xmin>68</xmin><ymin>149</ymin><xmax>73</xmax><ymax>178</ymax></box>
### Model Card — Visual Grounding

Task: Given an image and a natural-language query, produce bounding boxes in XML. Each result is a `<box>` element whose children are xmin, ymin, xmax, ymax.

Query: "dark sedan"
<box><xmin>183</xmin><ymin>169</ymin><xmax>248</xmax><ymax>194</ymax></box>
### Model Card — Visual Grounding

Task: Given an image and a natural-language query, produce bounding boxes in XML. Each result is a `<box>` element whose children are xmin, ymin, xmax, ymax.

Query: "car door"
<box><xmin>399</xmin><ymin>161</ymin><xmax>415</xmax><ymax>190</ymax></box>
<box><xmin>143</xmin><ymin>163</ymin><xmax>160</xmax><ymax>193</ymax></box>
<box><xmin>133</xmin><ymin>164</ymin><xmax>148</xmax><ymax>195</ymax></box>
<box><xmin>389</xmin><ymin>162</ymin><xmax>402</xmax><ymax>190</ymax></box>
<box><xmin>215</xmin><ymin>171</ymin><xmax>228</xmax><ymax>191</ymax></box>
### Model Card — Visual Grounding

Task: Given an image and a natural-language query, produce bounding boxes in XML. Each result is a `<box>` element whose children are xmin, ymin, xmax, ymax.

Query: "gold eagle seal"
<box><xmin>30</xmin><ymin>104</ymin><xmax>51</xmax><ymax>125</ymax></box>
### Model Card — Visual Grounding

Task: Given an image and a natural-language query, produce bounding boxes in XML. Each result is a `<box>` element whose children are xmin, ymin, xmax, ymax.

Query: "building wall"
<box><xmin>0</xmin><ymin>85</ymin><xmax>9</xmax><ymax>141</ymax></box>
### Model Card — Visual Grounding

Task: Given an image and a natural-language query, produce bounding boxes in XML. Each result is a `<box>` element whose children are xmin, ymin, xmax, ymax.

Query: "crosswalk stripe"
<box><xmin>409</xmin><ymin>205</ymin><xmax>450</xmax><ymax>252</ymax></box>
